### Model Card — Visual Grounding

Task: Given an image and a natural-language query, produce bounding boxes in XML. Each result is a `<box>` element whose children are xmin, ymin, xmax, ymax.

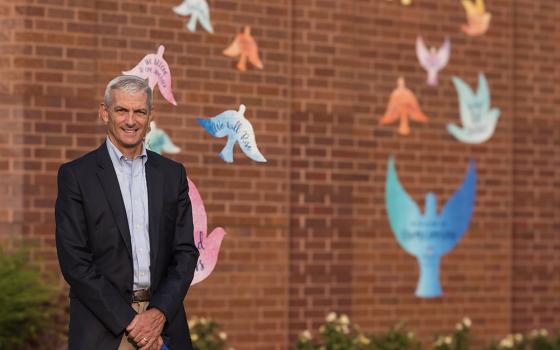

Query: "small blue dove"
<box><xmin>385</xmin><ymin>156</ymin><xmax>476</xmax><ymax>298</ymax></box>
<box><xmin>145</xmin><ymin>121</ymin><xmax>181</xmax><ymax>155</ymax></box>
<box><xmin>197</xmin><ymin>104</ymin><xmax>267</xmax><ymax>163</ymax></box>
<box><xmin>173</xmin><ymin>0</ymin><xmax>214</xmax><ymax>34</ymax></box>
<box><xmin>448</xmin><ymin>73</ymin><xmax>501</xmax><ymax>144</ymax></box>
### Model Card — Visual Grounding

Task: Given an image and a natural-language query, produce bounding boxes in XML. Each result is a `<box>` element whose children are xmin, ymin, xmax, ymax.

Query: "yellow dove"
<box><xmin>461</xmin><ymin>0</ymin><xmax>491</xmax><ymax>36</ymax></box>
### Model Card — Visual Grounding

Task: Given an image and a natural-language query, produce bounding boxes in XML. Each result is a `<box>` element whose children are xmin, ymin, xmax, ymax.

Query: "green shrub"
<box><xmin>189</xmin><ymin>316</ymin><xmax>231</xmax><ymax>350</ymax></box>
<box><xmin>0</xmin><ymin>249</ymin><xmax>56</xmax><ymax>350</ymax></box>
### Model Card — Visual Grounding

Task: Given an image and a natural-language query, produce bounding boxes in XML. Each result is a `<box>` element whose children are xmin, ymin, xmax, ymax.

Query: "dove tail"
<box><xmin>197</xmin><ymin>118</ymin><xmax>216</xmax><ymax>136</ymax></box>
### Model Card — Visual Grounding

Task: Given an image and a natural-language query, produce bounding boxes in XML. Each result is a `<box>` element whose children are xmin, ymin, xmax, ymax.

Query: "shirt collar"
<box><xmin>106</xmin><ymin>136</ymin><xmax>147</xmax><ymax>164</ymax></box>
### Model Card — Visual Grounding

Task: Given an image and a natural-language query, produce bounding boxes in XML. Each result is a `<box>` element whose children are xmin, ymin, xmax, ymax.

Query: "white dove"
<box><xmin>173</xmin><ymin>0</ymin><xmax>214</xmax><ymax>34</ymax></box>
<box><xmin>416</xmin><ymin>36</ymin><xmax>450</xmax><ymax>86</ymax></box>
<box><xmin>196</xmin><ymin>104</ymin><xmax>267</xmax><ymax>163</ymax></box>
<box><xmin>447</xmin><ymin>73</ymin><xmax>501</xmax><ymax>144</ymax></box>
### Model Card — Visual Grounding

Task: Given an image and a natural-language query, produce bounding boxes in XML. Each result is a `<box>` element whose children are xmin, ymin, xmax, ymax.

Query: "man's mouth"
<box><xmin>122</xmin><ymin>128</ymin><xmax>138</xmax><ymax>134</ymax></box>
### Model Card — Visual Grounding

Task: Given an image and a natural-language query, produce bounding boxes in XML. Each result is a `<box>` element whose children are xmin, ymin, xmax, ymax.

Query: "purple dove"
<box><xmin>123</xmin><ymin>45</ymin><xmax>177</xmax><ymax>106</ymax></box>
<box><xmin>416</xmin><ymin>36</ymin><xmax>450</xmax><ymax>86</ymax></box>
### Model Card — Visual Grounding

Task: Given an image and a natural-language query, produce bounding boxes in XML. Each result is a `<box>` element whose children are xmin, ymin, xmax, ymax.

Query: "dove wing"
<box><xmin>385</xmin><ymin>157</ymin><xmax>422</xmax><ymax>255</ymax></box>
<box><xmin>191</xmin><ymin>227</ymin><xmax>227</xmax><ymax>285</ymax></box>
<box><xmin>173</xmin><ymin>0</ymin><xmax>192</xmax><ymax>16</ymax></box>
<box><xmin>223</xmin><ymin>36</ymin><xmax>241</xmax><ymax>57</ymax></box>
<box><xmin>476</xmin><ymin>0</ymin><xmax>486</xmax><ymax>13</ymax></box>
<box><xmin>435</xmin><ymin>37</ymin><xmax>451</xmax><ymax>70</ymax></box>
<box><xmin>161</xmin><ymin>132</ymin><xmax>181</xmax><ymax>154</ymax></box>
<box><xmin>416</xmin><ymin>36</ymin><xmax>431</xmax><ymax>70</ymax></box>
<box><xmin>461</xmin><ymin>0</ymin><xmax>476</xmax><ymax>15</ymax></box>
<box><xmin>379</xmin><ymin>92</ymin><xmax>402</xmax><ymax>124</ymax></box>
<box><xmin>452</xmin><ymin>76</ymin><xmax>476</xmax><ymax>128</ymax></box>
<box><xmin>248</xmin><ymin>49</ymin><xmax>263</xmax><ymax>69</ymax></box>
<box><xmin>408</xmin><ymin>94</ymin><xmax>429</xmax><ymax>122</ymax></box>
<box><xmin>156</xmin><ymin>62</ymin><xmax>177</xmax><ymax>106</ymax></box>
<box><xmin>237</xmin><ymin>119</ymin><xmax>267</xmax><ymax>162</ymax></box>
<box><xmin>439</xmin><ymin>161</ymin><xmax>476</xmax><ymax>249</ymax></box>
<box><xmin>475</xmin><ymin>73</ymin><xmax>491</xmax><ymax>112</ymax></box>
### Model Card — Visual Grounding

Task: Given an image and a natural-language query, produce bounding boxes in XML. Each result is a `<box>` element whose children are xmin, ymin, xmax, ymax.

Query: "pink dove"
<box><xmin>188</xmin><ymin>177</ymin><xmax>227</xmax><ymax>285</ymax></box>
<box><xmin>122</xmin><ymin>45</ymin><xmax>177</xmax><ymax>106</ymax></box>
<box><xmin>416</xmin><ymin>36</ymin><xmax>450</xmax><ymax>86</ymax></box>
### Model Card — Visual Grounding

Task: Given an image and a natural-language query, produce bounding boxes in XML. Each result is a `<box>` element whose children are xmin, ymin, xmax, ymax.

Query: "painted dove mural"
<box><xmin>379</xmin><ymin>77</ymin><xmax>429</xmax><ymax>135</ymax></box>
<box><xmin>197</xmin><ymin>104</ymin><xmax>267</xmax><ymax>163</ymax></box>
<box><xmin>448</xmin><ymin>73</ymin><xmax>500</xmax><ymax>144</ymax></box>
<box><xmin>173</xmin><ymin>0</ymin><xmax>214</xmax><ymax>34</ymax></box>
<box><xmin>123</xmin><ymin>45</ymin><xmax>177</xmax><ymax>106</ymax></box>
<box><xmin>385</xmin><ymin>156</ymin><xmax>476</xmax><ymax>298</ymax></box>
<box><xmin>461</xmin><ymin>0</ymin><xmax>491</xmax><ymax>36</ymax></box>
<box><xmin>416</xmin><ymin>36</ymin><xmax>450</xmax><ymax>86</ymax></box>
<box><xmin>145</xmin><ymin>121</ymin><xmax>181</xmax><ymax>155</ymax></box>
<box><xmin>223</xmin><ymin>26</ymin><xmax>263</xmax><ymax>72</ymax></box>
<box><xmin>188</xmin><ymin>177</ymin><xmax>227</xmax><ymax>285</ymax></box>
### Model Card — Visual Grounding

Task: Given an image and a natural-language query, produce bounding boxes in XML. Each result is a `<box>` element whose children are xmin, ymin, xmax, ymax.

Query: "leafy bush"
<box><xmin>296</xmin><ymin>313</ymin><xmax>560</xmax><ymax>350</ymax></box>
<box><xmin>0</xmin><ymin>249</ymin><xmax>57</xmax><ymax>350</ymax></box>
<box><xmin>189</xmin><ymin>316</ymin><xmax>232</xmax><ymax>350</ymax></box>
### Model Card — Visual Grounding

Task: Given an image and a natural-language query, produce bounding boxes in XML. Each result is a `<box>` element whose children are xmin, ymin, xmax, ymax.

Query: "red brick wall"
<box><xmin>511</xmin><ymin>0</ymin><xmax>560</xmax><ymax>333</ymax></box>
<box><xmin>0</xmin><ymin>0</ymin><xmax>558</xmax><ymax>349</ymax></box>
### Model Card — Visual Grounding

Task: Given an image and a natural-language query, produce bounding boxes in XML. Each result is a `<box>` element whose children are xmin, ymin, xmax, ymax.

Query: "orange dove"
<box><xmin>379</xmin><ymin>77</ymin><xmax>429</xmax><ymax>135</ymax></box>
<box><xmin>461</xmin><ymin>0</ymin><xmax>491</xmax><ymax>36</ymax></box>
<box><xmin>223</xmin><ymin>26</ymin><xmax>263</xmax><ymax>72</ymax></box>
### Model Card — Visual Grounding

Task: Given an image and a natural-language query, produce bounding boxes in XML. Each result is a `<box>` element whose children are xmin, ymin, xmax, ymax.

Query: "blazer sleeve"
<box><xmin>55</xmin><ymin>164</ymin><xmax>136</xmax><ymax>336</ymax></box>
<box><xmin>149</xmin><ymin>164</ymin><xmax>199</xmax><ymax>322</ymax></box>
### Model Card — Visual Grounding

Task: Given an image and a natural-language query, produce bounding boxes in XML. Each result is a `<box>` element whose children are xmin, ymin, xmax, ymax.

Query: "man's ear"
<box><xmin>99</xmin><ymin>103</ymin><xmax>109</xmax><ymax>124</ymax></box>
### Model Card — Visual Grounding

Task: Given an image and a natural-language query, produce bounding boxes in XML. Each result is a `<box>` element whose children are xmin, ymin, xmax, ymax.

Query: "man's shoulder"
<box><xmin>147</xmin><ymin>150</ymin><xmax>185</xmax><ymax>173</ymax></box>
<box><xmin>58</xmin><ymin>147</ymin><xmax>100</xmax><ymax>173</ymax></box>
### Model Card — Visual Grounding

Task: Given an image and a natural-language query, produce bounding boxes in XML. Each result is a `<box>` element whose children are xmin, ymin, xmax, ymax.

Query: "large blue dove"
<box><xmin>197</xmin><ymin>104</ymin><xmax>266</xmax><ymax>163</ymax></box>
<box><xmin>447</xmin><ymin>73</ymin><xmax>500</xmax><ymax>144</ymax></box>
<box><xmin>385</xmin><ymin>156</ymin><xmax>476</xmax><ymax>297</ymax></box>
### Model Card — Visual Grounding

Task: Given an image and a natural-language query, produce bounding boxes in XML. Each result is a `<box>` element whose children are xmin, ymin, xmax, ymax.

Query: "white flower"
<box><xmin>499</xmin><ymin>336</ymin><xmax>513</xmax><ymax>348</ymax></box>
<box><xmin>514</xmin><ymin>333</ymin><xmax>523</xmax><ymax>343</ymax></box>
<box><xmin>407</xmin><ymin>331</ymin><xmax>415</xmax><ymax>339</ymax></box>
<box><xmin>219</xmin><ymin>332</ymin><xmax>227</xmax><ymax>340</ymax></box>
<box><xmin>456</xmin><ymin>322</ymin><xmax>463</xmax><ymax>331</ymax></box>
<box><xmin>444</xmin><ymin>336</ymin><xmax>452</xmax><ymax>345</ymax></box>
<box><xmin>540</xmin><ymin>329</ymin><xmax>548</xmax><ymax>337</ymax></box>
<box><xmin>342</xmin><ymin>325</ymin><xmax>350</xmax><ymax>334</ymax></box>
<box><xmin>462</xmin><ymin>317</ymin><xmax>472</xmax><ymax>328</ymax></box>
<box><xmin>357</xmin><ymin>334</ymin><xmax>370</xmax><ymax>345</ymax></box>
<box><xmin>200</xmin><ymin>317</ymin><xmax>208</xmax><ymax>325</ymax></box>
<box><xmin>326</xmin><ymin>312</ymin><xmax>337</xmax><ymax>322</ymax></box>
<box><xmin>191</xmin><ymin>334</ymin><xmax>199</xmax><ymax>342</ymax></box>
<box><xmin>339</xmin><ymin>314</ymin><xmax>350</xmax><ymax>325</ymax></box>
<box><xmin>299</xmin><ymin>330</ymin><xmax>312</xmax><ymax>341</ymax></box>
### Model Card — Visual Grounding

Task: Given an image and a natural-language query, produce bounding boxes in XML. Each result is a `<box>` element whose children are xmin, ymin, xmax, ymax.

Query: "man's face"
<box><xmin>99</xmin><ymin>89</ymin><xmax>152</xmax><ymax>156</ymax></box>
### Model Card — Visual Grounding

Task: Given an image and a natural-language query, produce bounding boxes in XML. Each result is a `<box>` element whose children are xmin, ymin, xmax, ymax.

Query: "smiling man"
<box><xmin>55</xmin><ymin>75</ymin><xmax>199</xmax><ymax>350</ymax></box>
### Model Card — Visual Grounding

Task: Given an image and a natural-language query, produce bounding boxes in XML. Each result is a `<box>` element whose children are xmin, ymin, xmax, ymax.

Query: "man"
<box><xmin>55</xmin><ymin>75</ymin><xmax>199</xmax><ymax>350</ymax></box>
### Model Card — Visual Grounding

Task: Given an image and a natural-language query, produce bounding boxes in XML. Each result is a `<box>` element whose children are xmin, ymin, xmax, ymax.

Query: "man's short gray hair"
<box><xmin>104</xmin><ymin>75</ymin><xmax>153</xmax><ymax>113</ymax></box>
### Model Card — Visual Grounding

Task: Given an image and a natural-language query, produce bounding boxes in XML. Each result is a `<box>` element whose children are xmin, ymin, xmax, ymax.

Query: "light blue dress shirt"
<box><xmin>106</xmin><ymin>137</ymin><xmax>151</xmax><ymax>290</ymax></box>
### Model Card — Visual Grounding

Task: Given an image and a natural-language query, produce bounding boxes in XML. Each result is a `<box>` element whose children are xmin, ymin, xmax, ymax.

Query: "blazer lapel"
<box><xmin>145</xmin><ymin>150</ymin><xmax>163</xmax><ymax>276</ymax></box>
<box><xmin>95</xmin><ymin>143</ymin><xmax>133</xmax><ymax>260</ymax></box>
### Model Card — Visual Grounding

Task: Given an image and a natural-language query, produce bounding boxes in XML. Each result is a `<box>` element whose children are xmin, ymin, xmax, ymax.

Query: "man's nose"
<box><xmin>124</xmin><ymin>112</ymin><xmax>136</xmax><ymax>125</ymax></box>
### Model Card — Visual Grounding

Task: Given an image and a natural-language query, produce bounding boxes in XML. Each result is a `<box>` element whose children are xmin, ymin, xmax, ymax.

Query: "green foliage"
<box><xmin>0</xmin><ymin>249</ymin><xmax>56</xmax><ymax>350</ymax></box>
<box><xmin>190</xmin><ymin>316</ymin><xmax>230</xmax><ymax>350</ymax></box>
<box><xmin>295</xmin><ymin>314</ymin><xmax>560</xmax><ymax>350</ymax></box>
<box><xmin>371</xmin><ymin>322</ymin><xmax>421</xmax><ymax>350</ymax></box>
